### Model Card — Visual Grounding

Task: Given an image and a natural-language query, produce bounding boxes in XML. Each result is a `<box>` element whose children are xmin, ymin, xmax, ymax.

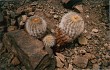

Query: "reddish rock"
<box><xmin>73</xmin><ymin>55</ymin><xmax>88</xmax><ymax>68</ymax></box>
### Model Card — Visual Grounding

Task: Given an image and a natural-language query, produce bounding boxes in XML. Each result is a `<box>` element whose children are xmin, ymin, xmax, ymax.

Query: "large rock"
<box><xmin>3</xmin><ymin>30</ymin><xmax>56</xmax><ymax>70</ymax></box>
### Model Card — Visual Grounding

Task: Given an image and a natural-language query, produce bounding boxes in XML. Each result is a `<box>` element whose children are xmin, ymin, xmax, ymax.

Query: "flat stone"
<box><xmin>67</xmin><ymin>64</ymin><xmax>73</xmax><ymax>70</ymax></box>
<box><xmin>56</xmin><ymin>53</ymin><xmax>65</xmax><ymax>62</ymax></box>
<box><xmin>7</xmin><ymin>26</ymin><xmax>17</xmax><ymax>32</ymax></box>
<box><xmin>92</xmin><ymin>29</ymin><xmax>98</xmax><ymax>33</ymax></box>
<box><xmin>73</xmin><ymin>55</ymin><xmax>88</xmax><ymax>68</ymax></box>
<box><xmin>78</xmin><ymin>35</ymin><xmax>88</xmax><ymax>45</ymax></box>
<box><xmin>83</xmin><ymin>53</ymin><xmax>95</xmax><ymax>60</ymax></box>
<box><xmin>11</xmin><ymin>57</ymin><xmax>20</xmax><ymax>65</ymax></box>
<box><xmin>55</xmin><ymin>56</ymin><xmax>64</xmax><ymax>68</ymax></box>
<box><xmin>74</xmin><ymin>4</ymin><xmax>83</xmax><ymax>13</ymax></box>
<box><xmin>3</xmin><ymin>30</ymin><xmax>56</xmax><ymax>70</ymax></box>
<box><xmin>92</xmin><ymin>64</ymin><xmax>100</xmax><ymax>70</ymax></box>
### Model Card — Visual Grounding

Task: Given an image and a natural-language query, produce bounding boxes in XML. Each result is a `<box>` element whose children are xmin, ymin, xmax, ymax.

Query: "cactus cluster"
<box><xmin>25</xmin><ymin>12</ymin><xmax>84</xmax><ymax>51</ymax></box>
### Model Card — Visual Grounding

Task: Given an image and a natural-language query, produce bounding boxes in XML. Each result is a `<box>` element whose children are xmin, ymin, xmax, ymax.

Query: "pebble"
<box><xmin>22</xmin><ymin>15</ymin><xmax>27</xmax><ymax>22</ymax></box>
<box><xmin>11</xmin><ymin>57</ymin><xmax>20</xmax><ymax>65</ymax></box>
<box><xmin>93</xmin><ymin>64</ymin><xmax>100</xmax><ymax>70</ymax></box>
<box><xmin>28</xmin><ymin>12</ymin><xmax>34</xmax><ymax>16</ymax></box>
<box><xmin>92</xmin><ymin>29</ymin><xmax>98</xmax><ymax>33</ymax></box>
<box><xmin>11</xmin><ymin>19</ymin><xmax>16</xmax><ymax>26</ymax></box>
<box><xmin>86</xmin><ymin>15</ymin><xmax>89</xmax><ymax>18</ymax></box>
<box><xmin>79</xmin><ymin>49</ymin><xmax>86</xmax><ymax>54</ymax></box>
<box><xmin>67</xmin><ymin>64</ymin><xmax>73</xmax><ymax>70</ymax></box>
<box><xmin>78</xmin><ymin>35</ymin><xmax>88</xmax><ymax>45</ymax></box>
<box><xmin>7</xmin><ymin>26</ymin><xmax>17</xmax><ymax>32</ymax></box>
<box><xmin>73</xmin><ymin>55</ymin><xmax>88</xmax><ymax>68</ymax></box>
<box><xmin>83</xmin><ymin>53</ymin><xmax>95</xmax><ymax>60</ymax></box>
<box><xmin>53</xmin><ymin>14</ymin><xmax>59</xmax><ymax>19</ymax></box>
<box><xmin>74</xmin><ymin>4</ymin><xmax>83</xmax><ymax>13</ymax></box>
<box><xmin>56</xmin><ymin>53</ymin><xmax>65</xmax><ymax>62</ymax></box>
<box><xmin>55</xmin><ymin>56</ymin><xmax>64</xmax><ymax>68</ymax></box>
<box><xmin>91</xmin><ymin>59</ymin><xmax>97</xmax><ymax>64</ymax></box>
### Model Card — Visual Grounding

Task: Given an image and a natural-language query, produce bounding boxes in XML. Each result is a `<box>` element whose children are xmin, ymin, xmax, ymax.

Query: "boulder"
<box><xmin>3</xmin><ymin>30</ymin><xmax>56</xmax><ymax>70</ymax></box>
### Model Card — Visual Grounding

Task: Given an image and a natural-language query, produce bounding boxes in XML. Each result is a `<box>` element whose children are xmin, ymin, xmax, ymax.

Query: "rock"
<box><xmin>22</xmin><ymin>15</ymin><xmax>27</xmax><ymax>22</ymax></box>
<box><xmin>78</xmin><ymin>35</ymin><xmax>88</xmax><ymax>45</ymax></box>
<box><xmin>53</xmin><ymin>14</ymin><xmax>59</xmax><ymax>19</ymax></box>
<box><xmin>9</xmin><ymin>11</ymin><xmax>16</xmax><ymax>18</ymax></box>
<box><xmin>3</xmin><ymin>30</ymin><xmax>56</xmax><ymax>70</ymax></box>
<box><xmin>11</xmin><ymin>19</ymin><xmax>16</xmax><ymax>26</ymax></box>
<box><xmin>62</xmin><ymin>0</ymin><xmax>70</xmax><ymax>3</ymax></box>
<box><xmin>55</xmin><ymin>56</ymin><xmax>64</xmax><ymax>68</ymax></box>
<box><xmin>11</xmin><ymin>57</ymin><xmax>20</xmax><ymax>65</ymax></box>
<box><xmin>7</xmin><ymin>26</ymin><xmax>17</xmax><ymax>32</ymax></box>
<box><xmin>16</xmin><ymin>7</ymin><xmax>24</xmax><ymax>14</ymax></box>
<box><xmin>91</xmin><ymin>59</ymin><xmax>97</xmax><ymax>64</ymax></box>
<box><xmin>79</xmin><ymin>49</ymin><xmax>86</xmax><ymax>54</ymax></box>
<box><xmin>74</xmin><ymin>4</ymin><xmax>83</xmax><ymax>13</ymax></box>
<box><xmin>56</xmin><ymin>53</ymin><xmax>65</xmax><ymax>62</ymax></box>
<box><xmin>92</xmin><ymin>29</ymin><xmax>98</xmax><ymax>33</ymax></box>
<box><xmin>28</xmin><ymin>12</ymin><xmax>35</xmax><ymax>16</ymax></box>
<box><xmin>73</xmin><ymin>55</ymin><xmax>88</xmax><ymax>68</ymax></box>
<box><xmin>62</xmin><ymin>0</ymin><xmax>82</xmax><ymax>9</ymax></box>
<box><xmin>92</xmin><ymin>64</ymin><xmax>100</xmax><ymax>70</ymax></box>
<box><xmin>67</xmin><ymin>64</ymin><xmax>73</xmax><ymax>70</ymax></box>
<box><xmin>83</xmin><ymin>53</ymin><xmax>95</xmax><ymax>60</ymax></box>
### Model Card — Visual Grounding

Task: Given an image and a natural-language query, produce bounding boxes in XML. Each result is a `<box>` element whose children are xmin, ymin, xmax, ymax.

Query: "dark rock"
<box><xmin>62</xmin><ymin>0</ymin><xmax>82</xmax><ymax>9</ymax></box>
<box><xmin>3</xmin><ymin>30</ymin><xmax>56</xmax><ymax>70</ymax></box>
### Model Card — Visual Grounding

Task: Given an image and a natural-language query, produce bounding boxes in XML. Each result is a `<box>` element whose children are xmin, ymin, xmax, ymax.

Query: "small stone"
<box><xmin>25</xmin><ymin>7</ymin><xmax>32</xmax><ymax>13</ymax></box>
<box><xmin>92</xmin><ymin>64</ymin><xmax>100</xmax><ymax>70</ymax></box>
<box><xmin>92</xmin><ymin>29</ymin><xmax>98</xmax><ymax>33</ymax></box>
<box><xmin>74</xmin><ymin>4</ymin><xmax>83</xmax><ymax>13</ymax></box>
<box><xmin>7</xmin><ymin>26</ymin><xmax>17</xmax><ymax>32</ymax></box>
<box><xmin>53</xmin><ymin>14</ymin><xmax>59</xmax><ymax>19</ymax></box>
<box><xmin>10</xmin><ymin>11</ymin><xmax>16</xmax><ymax>18</ymax></box>
<box><xmin>83</xmin><ymin>53</ymin><xmax>95</xmax><ymax>60</ymax></box>
<box><xmin>91</xmin><ymin>59</ymin><xmax>97</xmax><ymax>64</ymax></box>
<box><xmin>73</xmin><ymin>55</ymin><xmax>88</xmax><ymax>68</ymax></box>
<box><xmin>67</xmin><ymin>64</ymin><xmax>73</xmax><ymax>70</ymax></box>
<box><xmin>104</xmin><ymin>43</ymin><xmax>108</xmax><ymax>47</ymax></box>
<box><xmin>86</xmin><ymin>15</ymin><xmax>89</xmax><ymax>18</ymax></box>
<box><xmin>56</xmin><ymin>53</ymin><xmax>65</xmax><ymax>62</ymax></box>
<box><xmin>79</xmin><ymin>49</ymin><xmax>86</xmax><ymax>54</ymax></box>
<box><xmin>83</xmin><ymin>30</ymin><xmax>87</xmax><ymax>33</ymax></box>
<box><xmin>11</xmin><ymin>19</ymin><xmax>16</xmax><ymax>26</ymax></box>
<box><xmin>22</xmin><ymin>15</ymin><xmax>27</xmax><ymax>22</ymax></box>
<box><xmin>55</xmin><ymin>56</ymin><xmax>64</xmax><ymax>68</ymax></box>
<box><xmin>78</xmin><ymin>35</ymin><xmax>88</xmax><ymax>45</ymax></box>
<box><xmin>11</xmin><ymin>57</ymin><xmax>20</xmax><ymax>65</ymax></box>
<box><xmin>16</xmin><ymin>7</ymin><xmax>24</xmax><ymax>14</ymax></box>
<box><xmin>107</xmin><ymin>45</ymin><xmax>110</xmax><ymax>50</ymax></box>
<box><xmin>28</xmin><ymin>12</ymin><xmax>34</xmax><ymax>16</ymax></box>
<box><xmin>62</xmin><ymin>0</ymin><xmax>70</xmax><ymax>3</ymax></box>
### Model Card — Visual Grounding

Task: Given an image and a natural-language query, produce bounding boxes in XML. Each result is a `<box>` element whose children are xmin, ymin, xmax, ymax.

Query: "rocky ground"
<box><xmin>0</xmin><ymin>0</ymin><xmax>109</xmax><ymax>70</ymax></box>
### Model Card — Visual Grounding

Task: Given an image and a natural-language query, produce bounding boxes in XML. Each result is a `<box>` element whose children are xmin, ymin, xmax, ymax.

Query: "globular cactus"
<box><xmin>43</xmin><ymin>34</ymin><xmax>56</xmax><ymax>48</ymax></box>
<box><xmin>25</xmin><ymin>15</ymin><xmax>47</xmax><ymax>38</ymax></box>
<box><xmin>54</xmin><ymin>12</ymin><xmax>84</xmax><ymax>51</ymax></box>
<box><xmin>59</xmin><ymin>12</ymin><xmax>84</xmax><ymax>39</ymax></box>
